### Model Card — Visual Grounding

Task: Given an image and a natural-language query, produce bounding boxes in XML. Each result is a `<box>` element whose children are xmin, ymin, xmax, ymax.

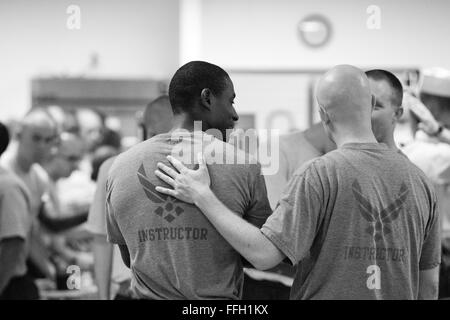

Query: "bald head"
<box><xmin>316</xmin><ymin>65</ymin><xmax>376</xmax><ymax>145</ymax></box>
<box><xmin>17</xmin><ymin>108</ymin><xmax>58</xmax><ymax>165</ymax></box>
<box><xmin>21</xmin><ymin>108</ymin><xmax>58</xmax><ymax>134</ymax></box>
<box><xmin>142</xmin><ymin>95</ymin><xmax>173</xmax><ymax>139</ymax></box>
<box><xmin>317</xmin><ymin>65</ymin><xmax>373</xmax><ymax>116</ymax></box>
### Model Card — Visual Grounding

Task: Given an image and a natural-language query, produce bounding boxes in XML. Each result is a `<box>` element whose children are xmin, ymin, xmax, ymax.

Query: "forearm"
<box><xmin>0</xmin><ymin>257</ymin><xmax>17</xmax><ymax>294</ymax></box>
<box><xmin>0</xmin><ymin>240</ymin><xmax>27</xmax><ymax>293</ymax></box>
<box><xmin>194</xmin><ymin>189</ymin><xmax>283</xmax><ymax>270</ymax></box>
<box><xmin>418</xmin><ymin>284</ymin><xmax>439</xmax><ymax>300</ymax></box>
<box><xmin>418</xmin><ymin>267</ymin><xmax>439</xmax><ymax>300</ymax></box>
<box><xmin>29</xmin><ymin>237</ymin><xmax>55</xmax><ymax>279</ymax></box>
<box><xmin>93</xmin><ymin>236</ymin><xmax>113</xmax><ymax>300</ymax></box>
<box><xmin>39</xmin><ymin>211</ymin><xmax>89</xmax><ymax>233</ymax></box>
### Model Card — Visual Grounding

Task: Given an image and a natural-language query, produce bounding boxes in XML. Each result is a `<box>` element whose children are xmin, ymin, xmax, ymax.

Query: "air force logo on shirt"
<box><xmin>137</xmin><ymin>163</ymin><xmax>184</xmax><ymax>223</ymax></box>
<box><xmin>136</xmin><ymin>163</ymin><xmax>209</xmax><ymax>243</ymax></box>
<box><xmin>352</xmin><ymin>180</ymin><xmax>408</xmax><ymax>242</ymax></box>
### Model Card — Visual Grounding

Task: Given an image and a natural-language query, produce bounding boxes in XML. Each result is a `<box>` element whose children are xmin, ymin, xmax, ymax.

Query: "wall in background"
<box><xmin>191</xmin><ymin>0</ymin><xmax>450</xmax><ymax>131</ymax></box>
<box><xmin>199</xmin><ymin>0</ymin><xmax>450</xmax><ymax>70</ymax></box>
<box><xmin>1</xmin><ymin>0</ymin><xmax>449</xmax><ymax>132</ymax></box>
<box><xmin>0</xmin><ymin>0</ymin><xmax>180</xmax><ymax>120</ymax></box>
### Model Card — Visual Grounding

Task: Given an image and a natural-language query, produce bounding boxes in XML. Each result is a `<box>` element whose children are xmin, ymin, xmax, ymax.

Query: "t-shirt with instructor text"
<box><xmin>261</xmin><ymin>143</ymin><xmax>441</xmax><ymax>300</ymax></box>
<box><xmin>106</xmin><ymin>131</ymin><xmax>272</xmax><ymax>299</ymax></box>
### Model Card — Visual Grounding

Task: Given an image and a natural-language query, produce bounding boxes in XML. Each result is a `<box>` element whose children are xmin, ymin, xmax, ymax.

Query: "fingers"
<box><xmin>154</xmin><ymin>169</ymin><xmax>175</xmax><ymax>187</ymax></box>
<box><xmin>155</xmin><ymin>186</ymin><xmax>178</xmax><ymax>198</ymax></box>
<box><xmin>418</xmin><ymin>123</ymin><xmax>426</xmax><ymax>131</ymax></box>
<box><xmin>197</xmin><ymin>152</ymin><xmax>207</xmax><ymax>170</ymax></box>
<box><xmin>157</xmin><ymin>162</ymin><xmax>179</xmax><ymax>179</ymax></box>
<box><xmin>167</xmin><ymin>155</ymin><xmax>188</xmax><ymax>173</ymax></box>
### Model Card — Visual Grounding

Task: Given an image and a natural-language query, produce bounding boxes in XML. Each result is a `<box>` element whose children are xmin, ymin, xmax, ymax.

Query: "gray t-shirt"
<box><xmin>261</xmin><ymin>143</ymin><xmax>441</xmax><ymax>300</ymax></box>
<box><xmin>0</xmin><ymin>167</ymin><xmax>32</xmax><ymax>278</ymax></box>
<box><xmin>106</xmin><ymin>131</ymin><xmax>272</xmax><ymax>300</ymax></box>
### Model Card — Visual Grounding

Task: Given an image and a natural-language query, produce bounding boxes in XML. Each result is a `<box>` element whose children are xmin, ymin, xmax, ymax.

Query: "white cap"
<box><xmin>421</xmin><ymin>67</ymin><xmax>450</xmax><ymax>98</ymax></box>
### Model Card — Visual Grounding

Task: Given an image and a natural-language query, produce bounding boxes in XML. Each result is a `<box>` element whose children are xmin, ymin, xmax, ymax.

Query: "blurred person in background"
<box><xmin>0</xmin><ymin>122</ymin><xmax>35</xmax><ymax>299</ymax></box>
<box><xmin>366</xmin><ymin>69</ymin><xmax>404</xmax><ymax>152</ymax></box>
<box><xmin>40</xmin><ymin>132</ymin><xmax>93</xmax><ymax>286</ymax></box>
<box><xmin>87</xmin><ymin>95</ymin><xmax>173</xmax><ymax>300</ymax></box>
<box><xmin>402</xmin><ymin>68</ymin><xmax>450</xmax><ymax>298</ymax></box>
<box><xmin>58</xmin><ymin>108</ymin><xmax>122</xmax><ymax>217</ymax></box>
<box><xmin>0</xmin><ymin>108</ymin><xmax>59</xmax><ymax>296</ymax></box>
<box><xmin>76</xmin><ymin>108</ymin><xmax>104</xmax><ymax>154</ymax></box>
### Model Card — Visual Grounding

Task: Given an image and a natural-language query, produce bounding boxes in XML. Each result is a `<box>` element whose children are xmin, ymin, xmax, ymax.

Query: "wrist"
<box><xmin>193</xmin><ymin>187</ymin><xmax>214</xmax><ymax>208</ymax></box>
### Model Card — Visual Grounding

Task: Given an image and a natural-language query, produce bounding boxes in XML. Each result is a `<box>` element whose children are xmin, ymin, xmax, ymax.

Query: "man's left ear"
<box><xmin>371</xmin><ymin>94</ymin><xmax>376</xmax><ymax>111</ymax></box>
<box><xmin>200</xmin><ymin>88</ymin><xmax>213</xmax><ymax>111</ymax></box>
<box><xmin>319</xmin><ymin>106</ymin><xmax>331</xmax><ymax>125</ymax></box>
<box><xmin>394</xmin><ymin>106</ymin><xmax>404</xmax><ymax>121</ymax></box>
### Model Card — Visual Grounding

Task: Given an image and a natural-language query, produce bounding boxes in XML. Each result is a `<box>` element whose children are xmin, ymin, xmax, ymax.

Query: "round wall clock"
<box><xmin>298</xmin><ymin>14</ymin><xmax>332</xmax><ymax>48</ymax></box>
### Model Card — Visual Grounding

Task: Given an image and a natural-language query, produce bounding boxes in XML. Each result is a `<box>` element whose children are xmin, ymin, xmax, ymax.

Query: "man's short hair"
<box><xmin>366</xmin><ymin>69</ymin><xmax>403</xmax><ymax>107</ymax></box>
<box><xmin>168</xmin><ymin>61</ymin><xmax>230</xmax><ymax>114</ymax></box>
<box><xmin>144</xmin><ymin>95</ymin><xmax>170</xmax><ymax>119</ymax></box>
<box><xmin>0</xmin><ymin>122</ymin><xmax>10</xmax><ymax>156</ymax></box>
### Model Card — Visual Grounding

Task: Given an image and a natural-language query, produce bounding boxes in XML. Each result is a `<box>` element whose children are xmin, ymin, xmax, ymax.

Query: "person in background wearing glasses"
<box><xmin>1</xmin><ymin>108</ymin><xmax>61</xmax><ymax>295</ymax></box>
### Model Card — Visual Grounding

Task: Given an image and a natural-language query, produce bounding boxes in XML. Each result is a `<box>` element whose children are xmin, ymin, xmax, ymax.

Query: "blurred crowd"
<box><xmin>0</xmin><ymin>101</ymin><xmax>171</xmax><ymax>299</ymax></box>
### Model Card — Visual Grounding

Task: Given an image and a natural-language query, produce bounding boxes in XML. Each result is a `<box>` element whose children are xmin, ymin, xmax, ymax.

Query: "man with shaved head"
<box><xmin>1</xmin><ymin>108</ymin><xmax>59</xmax><ymax>287</ymax></box>
<box><xmin>155</xmin><ymin>65</ymin><xmax>441</xmax><ymax>299</ymax></box>
<box><xmin>140</xmin><ymin>95</ymin><xmax>174</xmax><ymax>139</ymax></box>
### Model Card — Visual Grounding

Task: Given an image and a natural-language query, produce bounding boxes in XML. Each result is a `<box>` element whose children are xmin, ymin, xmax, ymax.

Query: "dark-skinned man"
<box><xmin>105</xmin><ymin>61</ymin><xmax>272</xmax><ymax>299</ymax></box>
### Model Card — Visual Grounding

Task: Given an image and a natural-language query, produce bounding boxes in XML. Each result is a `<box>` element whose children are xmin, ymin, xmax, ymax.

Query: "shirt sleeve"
<box><xmin>263</xmin><ymin>144</ymin><xmax>289</xmax><ymax>210</ymax></box>
<box><xmin>261</xmin><ymin>164</ymin><xmax>324</xmax><ymax>266</ymax></box>
<box><xmin>105</xmin><ymin>177</ymin><xmax>126</xmax><ymax>245</ymax></box>
<box><xmin>0</xmin><ymin>186</ymin><xmax>31</xmax><ymax>241</ymax></box>
<box><xmin>419</xmin><ymin>193</ymin><xmax>441</xmax><ymax>270</ymax></box>
<box><xmin>243</xmin><ymin>163</ymin><xmax>273</xmax><ymax>228</ymax></box>
<box><xmin>86</xmin><ymin>160</ymin><xmax>113</xmax><ymax>236</ymax></box>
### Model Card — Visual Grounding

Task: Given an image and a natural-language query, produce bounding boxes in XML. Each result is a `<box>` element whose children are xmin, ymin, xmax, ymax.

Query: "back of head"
<box><xmin>366</xmin><ymin>69</ymin><xmax>403</xmax><ymax>107</ymax></box>
<box><xmin>316</xmin><ymin>65</ymin><xmax>373</xmax><ymax>127</ymax></box>
<box><xmin>142</xmin><ymin>95</ymin><xmax>173</xmax><ymax>139</ymax></box>
<box><xmin>168</xmin><ymin>61</ymin><xmax>230</xmax><ymax>115</ymax></box>
<box><xmin>0</xmin><ymin>122</ymin><xmax>10</xmax><ymax>157</ymax></box>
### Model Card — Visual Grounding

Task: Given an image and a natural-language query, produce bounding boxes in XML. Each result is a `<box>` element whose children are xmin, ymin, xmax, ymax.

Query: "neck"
<box><xmin>15</xmin><ymin>148</ymin><xmax>33</xmax><ymax>173</ymax></box>
<box><xmin>304</xmin><ymin>123</ymin><xmax>336</xmax><ymax>154</ymax></box>
<box><xmin>380</xmin><ymin>134</ymin><xmax>398</xmax><ymax>151</ymax></box>
<box><xmin>332</xmin><ymin>128</ymin><xmax>378</xmax><ymax>148</ymax></box>
<box><xmin>171</xmin><ymin>112</ymin><xmax>210</xmax><ymax>133</ymax></box>
<box><xmin>171</xmin><ymin>113</ymin><xmax>196</xmax><ymax>132</ymax></box>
